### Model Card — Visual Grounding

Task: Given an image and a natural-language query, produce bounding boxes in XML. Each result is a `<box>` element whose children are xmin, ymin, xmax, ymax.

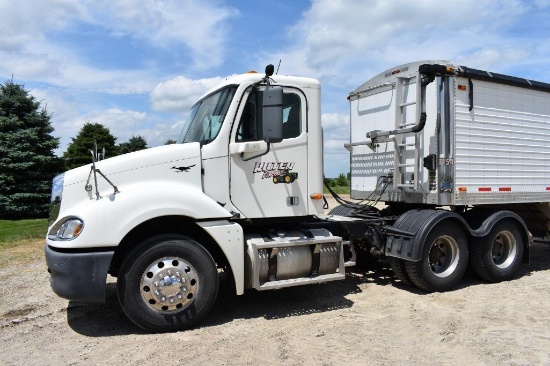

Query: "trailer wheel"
<box><xmin>117</xmin><ymin>234</ymin><xmax>219</xmax><ymax>332</ymax></box>
<box><xmin>390</xmin><ymin>258</ymin><xmax>412</xmax><ymax>285</ymax></box>
<box><xmin>470</xmin><ymin>219</ymin><xmax>525</xmax><ymax>282</ymax></box>
<box><xmin>405</xmin><ymin>222</ymin><xmax>468</xmax><ymax>292</ymax></box>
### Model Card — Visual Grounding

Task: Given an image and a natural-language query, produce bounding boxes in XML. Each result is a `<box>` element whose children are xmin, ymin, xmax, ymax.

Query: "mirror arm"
<box><xmin>240</xmin><ymin>143</ymin><xmax>270</xmax><ymax>162</ymax></box>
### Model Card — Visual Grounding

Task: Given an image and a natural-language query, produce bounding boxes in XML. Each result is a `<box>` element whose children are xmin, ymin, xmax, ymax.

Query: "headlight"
<box><xmin>48</xmin><ymin>217</ymin><xmax>84</xmax><ymax>241</ymax></box>
<box><xmin>49</xmin><ymin>173</ymin><xmax>65</xmax><ymax>225</ymax></box>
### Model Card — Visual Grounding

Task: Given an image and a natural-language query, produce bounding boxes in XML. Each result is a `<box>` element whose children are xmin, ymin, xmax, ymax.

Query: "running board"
<box><xmin>258</xmin><ymin>272</ymin><xmax>345</xmax><ymax>291</ymax></box>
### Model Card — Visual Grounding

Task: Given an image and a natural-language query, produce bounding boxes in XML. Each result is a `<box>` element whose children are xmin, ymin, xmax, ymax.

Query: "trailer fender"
<box><xmin>385</xmin><ymin>209</ymin><xmax>530</xmax><ymax>262</ymax></box>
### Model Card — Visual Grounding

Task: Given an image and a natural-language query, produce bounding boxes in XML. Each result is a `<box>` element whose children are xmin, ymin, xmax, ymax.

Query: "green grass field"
<box><xmin>323</xmin><ymin>185</ymin><xmax>350</xmax><ymax>195</ymax></box>
<box><xmin>0</xmin><ymin>219</ymin><xmax>49</xmax><ymax>245</ymax></box>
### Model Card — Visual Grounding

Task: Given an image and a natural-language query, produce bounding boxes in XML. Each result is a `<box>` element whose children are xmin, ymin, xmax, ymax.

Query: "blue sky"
<box><xmin>1</xmin><ymin>0</ymin><xmax>550</xmax><ymax>177</ymax></box>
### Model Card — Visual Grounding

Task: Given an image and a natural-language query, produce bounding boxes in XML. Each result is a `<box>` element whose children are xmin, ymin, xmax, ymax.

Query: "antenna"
<box><xmin>276</xmin><ymin>60</ymin><xmax>281</xmax><ymax>75</ymax></box>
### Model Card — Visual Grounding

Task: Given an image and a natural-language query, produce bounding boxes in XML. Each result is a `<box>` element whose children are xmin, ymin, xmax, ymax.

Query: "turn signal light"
<box><xmin>458</xmin><ymin>187</ymin><xmax>467</xmax><ymax>192</ymax></box>
<box><xmin>310</xmin><ymin>193</ymin><xmax>323</xmax><ymax>200</ymax></box>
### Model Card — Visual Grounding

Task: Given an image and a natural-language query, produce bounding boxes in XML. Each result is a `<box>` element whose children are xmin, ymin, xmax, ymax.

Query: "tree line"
<box><xmin>0</xmin><ymin>80</ymin><xmax>175</xmax><ymax>219</ymax></box>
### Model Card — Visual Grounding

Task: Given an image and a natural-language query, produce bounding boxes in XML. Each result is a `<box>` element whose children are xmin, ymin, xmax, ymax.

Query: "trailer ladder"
<box><xmin>393</xmin><ymin>72</ymin><xmax>422</xmax><ymax>191</ymax></box>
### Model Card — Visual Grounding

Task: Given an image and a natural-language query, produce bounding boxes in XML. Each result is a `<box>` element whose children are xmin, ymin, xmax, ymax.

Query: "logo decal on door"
<box><xmin>253</xmin><ymin>162</ymin><xmax>298</xmax><ymax>184</ymax></box>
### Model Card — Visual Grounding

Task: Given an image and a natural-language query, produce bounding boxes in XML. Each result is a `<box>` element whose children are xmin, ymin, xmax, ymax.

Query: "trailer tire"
<box><xmin>117</xmin><ymin>234</ymin><xmax>219</xmax><ymax>333</ymax></box>
<box><xmin>405</xmin><ymin>222</ymin><xmax>468</xmax><ymax>292</ymax></box>
<box><xmin>469</xmin><ymin>219</ymin><xmax>525</xmax><ymax>282</ymax></box>
<box><xmin>390</xmin><ymin>258</ymin><xmax>412</xmax><ymax>285</ymax></box>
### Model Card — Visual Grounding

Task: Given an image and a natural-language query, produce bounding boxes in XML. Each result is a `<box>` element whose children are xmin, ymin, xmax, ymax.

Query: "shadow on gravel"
<box><xmin>67</xmin><ymin>242</ymin><xmax>550</xmax><ymax>336</ymax></box>
<box><xmin>67</xmin><ymin>283</ymin><xmax>144</xmax><ymax>337</ymax></box>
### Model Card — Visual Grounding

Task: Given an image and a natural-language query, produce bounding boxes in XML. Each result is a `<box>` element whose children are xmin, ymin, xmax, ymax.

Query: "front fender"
<box><xmin>47</xmin><ymin>181</ymin><xmax>231</xmax><ymax>249</ymax></box>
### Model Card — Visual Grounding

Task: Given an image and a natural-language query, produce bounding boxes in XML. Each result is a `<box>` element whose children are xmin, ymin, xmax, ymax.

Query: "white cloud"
<box><xmin>0</xmin><ymin>0</ymin><xmax>238</xmax><ymax>92</ymax></box>
<box><xmin>150</xmin><ymin>75</ymin><xmax>233</xmax><ymax>112</ymax></box>
<box><xmin>79</xmin><ymin>0</ymin><xmax>239</xmax><ymax>70</ymax></box>
<box><xmin>272</xmin><ymin>0</ymin><xmax>539</xmax><ymax>88</ymax></box>
<box><xmin>0</xmin><ymin>0</ymin><xmax>86</xmax><ymax>50</ymax></box>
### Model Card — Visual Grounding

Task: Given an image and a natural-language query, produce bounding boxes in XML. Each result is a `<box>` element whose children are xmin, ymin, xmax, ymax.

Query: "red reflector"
<box><xmin>478</xmin><ymin>187</ymin><xmax>491</xmax><ymax>192</ymax></box>
<box><xmin>499</xmin><ymin>187</ymin><xmax>511</xmax><ymax>192</ymax></box>
<box><xmin>547</xmin><ymin>187</ymin><xmax>550</xmax><ymax>191</ymax></box>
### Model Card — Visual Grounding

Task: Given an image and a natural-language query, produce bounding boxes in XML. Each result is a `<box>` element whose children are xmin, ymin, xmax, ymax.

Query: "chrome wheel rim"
<box><xmin>492</xmin><ymin>231</ymin><xmax>517</xmax><ymax>269</ymax></box>
<box><xmin>428</xmin><ymin>235</ymin><xmax>459</xmax><ymax>278</ymax></box>
<box><xmin>140</xmin><ymin>257</ymin><xmax>199</xmax><ymax>313</ymax></box>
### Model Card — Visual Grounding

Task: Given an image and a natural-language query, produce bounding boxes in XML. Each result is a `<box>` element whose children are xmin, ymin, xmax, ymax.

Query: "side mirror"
<box><xmin>262</xmin><ymin>86</ymin><xmax>283</xmax><ymax>143</ymax></box>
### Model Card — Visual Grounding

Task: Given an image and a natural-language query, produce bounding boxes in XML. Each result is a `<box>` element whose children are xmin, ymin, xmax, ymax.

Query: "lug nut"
<box><xmin>160</xmin><ymin>296</ymin><xmax>166</xmax><ymax>302</ymax></box>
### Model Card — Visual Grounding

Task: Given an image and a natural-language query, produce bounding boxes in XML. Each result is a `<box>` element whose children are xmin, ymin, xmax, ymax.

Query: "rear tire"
<box><xmin>390</xmin><ymin>257</ymin><xmax>412</xmax><ymax>285</ymax></box>
<box><xmin>406</xmin><ymin>222</ymin><xmax>468</xmax><ymax>292</ymax></box>
<box><xmin>469</xmin><ymin>219</ymin><xmax>525</xmax><ymax>282</ymax></box>
<box><xmin>328</xmin><ymin>205</ymin><xmax>357</xmax><ymax>216</ymax></box>
<box><xmin>117</xmin><ymin>234</ymin><xmax>219</xmax><ymax>332</ymax></box>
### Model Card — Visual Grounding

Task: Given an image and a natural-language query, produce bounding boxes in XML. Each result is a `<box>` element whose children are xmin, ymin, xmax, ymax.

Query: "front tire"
<box><xmin>469</xmin><ymin>219</ymin><xmax>525</xmax><ymax>282</ymax></box>
<box><xmin>117</xmin><ymin>234</ymin><xmax>219</xmax><ymax>332</ymax></box>
<box><xmin>406</xmin><ymin>222</ymin><xmax>468</xmax><ymax>292</ymax></box>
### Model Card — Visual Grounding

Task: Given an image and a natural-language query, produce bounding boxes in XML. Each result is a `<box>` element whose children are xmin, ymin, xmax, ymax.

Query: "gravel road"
<box><xmin>2</xmin><ymin>200</ymin><xmax>550</xmax><ymax>365</ymax></box>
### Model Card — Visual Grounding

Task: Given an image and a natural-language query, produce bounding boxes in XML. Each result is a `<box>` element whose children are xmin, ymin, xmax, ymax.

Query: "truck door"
<box><xmin>229</xmin><ymin>87</ymin><xmax>308</xmax><ymax>218</ymax></box>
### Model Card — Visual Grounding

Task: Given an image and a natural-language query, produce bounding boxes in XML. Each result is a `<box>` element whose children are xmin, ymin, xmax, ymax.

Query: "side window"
<box><xmin>282</xmin><ymin>93</ymin><xmax>301</xmax><ymax>139</ymax></box>
<box><xmin>236</xmin><ymin>92</ymin><xmax>262</xmax><ymax>142</ymax></box>
<box><xmin>236</xmin><ymin>90</ymin><xmax>302</xmax><ymax>142</ymax></box>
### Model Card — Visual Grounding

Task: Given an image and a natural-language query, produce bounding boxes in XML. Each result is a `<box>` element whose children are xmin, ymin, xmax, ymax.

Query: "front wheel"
<box><xmin>117</xmin><ymin>235</ymin><xmax>219</xmax><ymax>332</ymax></box>
<box><xmin>469</xmin><ymin>219</ymin><xmax>525</xmax><ymax>282</ymax></box>
<box><xmin>406</xmin><ymin>222</ymin><xmax>468</xmax><ymax>292</ymax></box>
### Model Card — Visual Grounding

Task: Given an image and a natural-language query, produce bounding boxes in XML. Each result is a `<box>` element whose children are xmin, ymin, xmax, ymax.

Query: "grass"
<box><xmin>323</xmin><ymin>185</ymin><xmax>350</xmax><ymax>195</ymax></box>
<box><xmin>0</xmin><ymin>219</ymin><xmax>49</xmax><ymax>266</ymax></box>
<box><xmin>0</xmin><ymin>219</ymin><xmax>49</xmax><ymax>245</ymax></box>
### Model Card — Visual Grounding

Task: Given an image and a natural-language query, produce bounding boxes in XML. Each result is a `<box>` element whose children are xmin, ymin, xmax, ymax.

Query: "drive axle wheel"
<box><xmin>118</xmin><ymin>235</ymin><xmax>218</xmax><ymax>332</ymax></box>
<box><xmin>406</xmin><ymin>222</ymin><xmax>468</xmax><ymax>292</ymax></box>
<box><xmin>390</xmin><ymin>257</ymin><xmax>412</xmax><ymax>285</ymax></box>
<box><xmin>470</xmin><ymin>219</ymin><xmax>524</xmax><ymax>282</ymax></box>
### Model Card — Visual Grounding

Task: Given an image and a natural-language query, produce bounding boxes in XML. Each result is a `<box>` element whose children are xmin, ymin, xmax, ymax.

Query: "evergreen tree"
<box><xmin>0</xmin><ymin>80</ymin><xmax>63</xmax><ymax>219</ymax></box>
<box><xmin>335</xmin><ymin>173</ymin><xmax>349</xmax><ymax>186</ymax></box>
<box><xmin>64</xmin><ymin>122</ymin><xmax>119</xmax><ymax>170</ymax></box>
<box><xmin>119</xmin><ymin>135</ymin><xmax>148</xmax><ymax>154</ymax></box>
<box><xmin>165</xmin><ymin>139</ymin><xmax>176</xmax><ymax>145</ymax></box>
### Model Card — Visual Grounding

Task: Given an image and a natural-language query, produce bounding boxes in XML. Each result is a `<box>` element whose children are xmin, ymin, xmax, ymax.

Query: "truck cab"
<box><xmin>45</xmin><ymin>67</ymin><xmax>347</xmax><ymax>332</ymax></box>
<box><xmin>185</xmin><ymin>72</ymin><xmax>325</xmax><ymax>219</ymax></box>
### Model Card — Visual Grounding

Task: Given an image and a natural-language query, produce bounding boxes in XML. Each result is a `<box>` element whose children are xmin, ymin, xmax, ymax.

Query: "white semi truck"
<box><xmin>46</xmin><ymin>61</ymin><xmax>550</xmax><ymax>332</ymax></box>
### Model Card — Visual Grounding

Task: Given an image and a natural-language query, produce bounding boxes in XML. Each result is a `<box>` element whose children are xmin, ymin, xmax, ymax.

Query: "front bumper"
<box><xmin>45</xmin><ymin>245</ymin><xmax>114</xmax><ymax>303</ymax></box>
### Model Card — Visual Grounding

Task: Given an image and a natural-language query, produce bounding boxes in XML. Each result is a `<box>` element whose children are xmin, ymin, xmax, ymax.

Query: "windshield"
<box><xmin>177</xmin><ymin>86</ymin><xmax>237</xmax><ymax>145</ymax></box>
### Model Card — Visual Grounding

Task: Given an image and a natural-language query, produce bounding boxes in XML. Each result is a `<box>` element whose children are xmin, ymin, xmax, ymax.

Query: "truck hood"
<box><xmin>64</xmin><ymin>143</ymin><xmax>202</xmax><ymax>190</ymax></box>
